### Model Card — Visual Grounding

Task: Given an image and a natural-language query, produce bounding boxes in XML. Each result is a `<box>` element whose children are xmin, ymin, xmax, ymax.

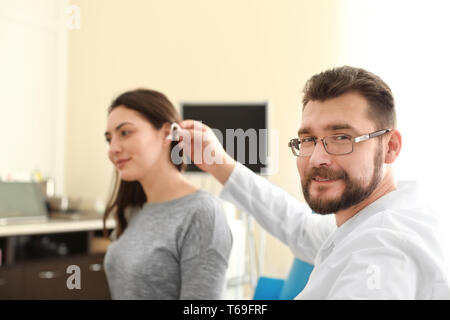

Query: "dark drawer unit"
<box><xmin>0</xmin><ymin>253</ymin><xmax>110</xmax><ymax>299</ymax></box>
<box><xmin>0</xmin><ymin>228</ymin><xmax>113</xmax><ymax>300</ymax></box>
<box><xmin>21</xmin><ymin>258</ymin><xmax>77</xmax><ymax>300</ymax></box>
<box><xmin>75</xmin><ymin>254</ymin><xmax>111</xmax><ymax>299</ymax></box>
<box><xmin>0</xmin><ymin>264</ymin><xmax>24</xmax><ymax>299</ymax></box>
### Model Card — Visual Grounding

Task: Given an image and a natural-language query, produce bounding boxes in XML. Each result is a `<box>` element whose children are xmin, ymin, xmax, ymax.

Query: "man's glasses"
<box><xmin>288</xmin><ymin>129</ymin><xmax>392</xmax><ymax>157</ymax></box>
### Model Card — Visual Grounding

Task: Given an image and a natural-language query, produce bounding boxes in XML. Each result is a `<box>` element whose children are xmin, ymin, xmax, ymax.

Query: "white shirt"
<box><xmin>220</xmin><ymin>162</ymin><xmax>450</xmax><ymax>299</ymax></box>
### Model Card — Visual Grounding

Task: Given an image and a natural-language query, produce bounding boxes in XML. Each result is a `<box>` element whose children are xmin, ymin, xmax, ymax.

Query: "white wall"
<box><xmin>0</xmin><ymin>0</ymin><xmax>67</xmax><ymax>194</ymax></box>
<box><xmin>338</xmin><ymin>0</ymin><xmax>450</xmax><ymax>268</ymax></box>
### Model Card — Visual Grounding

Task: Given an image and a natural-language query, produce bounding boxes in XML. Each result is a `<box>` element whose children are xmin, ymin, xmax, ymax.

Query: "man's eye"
<box><xmin>334</xmin><ymin>135</ymin><xmax>350</xmax><ymax>141</ymax></box>
<box><xmin>300</xmin><ymin>137</ymin><xmax>315</xmax><ymax>143</ymax></box>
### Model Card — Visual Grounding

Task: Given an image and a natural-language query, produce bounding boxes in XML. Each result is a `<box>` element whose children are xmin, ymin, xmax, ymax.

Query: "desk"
<box><xmin>0</xmin><ymin>212</ymin><xmax>115</xmax><ymax>237</ymax></box>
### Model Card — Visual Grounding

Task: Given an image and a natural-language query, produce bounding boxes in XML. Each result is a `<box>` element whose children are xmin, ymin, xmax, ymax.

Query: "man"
<box><xmin>179</xmin><ymin>66</ymin><xmax>450</xmax><ymax>299</ymax></box>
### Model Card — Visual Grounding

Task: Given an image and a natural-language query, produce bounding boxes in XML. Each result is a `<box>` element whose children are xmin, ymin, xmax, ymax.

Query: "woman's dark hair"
<box><xmin>302</xmin><ymin>66</ymin><xmax>397</xmax><ymax>130</ymax></box>
<box><xmin>103</xmin><ymin>89</ymin><xmax>184</xmax><ymax>239</ymax></box>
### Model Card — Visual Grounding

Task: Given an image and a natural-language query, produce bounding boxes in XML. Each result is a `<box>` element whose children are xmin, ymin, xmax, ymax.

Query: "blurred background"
<box><xmin>1</xmin><ymin>0</ymin><xmax>449</xmax><ymax>299</ymax></box>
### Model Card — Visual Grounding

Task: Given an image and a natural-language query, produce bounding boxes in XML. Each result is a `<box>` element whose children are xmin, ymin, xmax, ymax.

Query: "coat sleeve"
<box><xmin>219</xmin><ymin>162</ymin><xmax>336</xmax><ymax>264</ymax></box>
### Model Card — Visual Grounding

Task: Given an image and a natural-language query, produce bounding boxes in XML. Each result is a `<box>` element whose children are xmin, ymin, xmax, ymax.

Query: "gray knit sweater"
<box><xmin>104</xmin><ymin>190</ymin><xmax>233</xmax><ymax>300</ymax></box>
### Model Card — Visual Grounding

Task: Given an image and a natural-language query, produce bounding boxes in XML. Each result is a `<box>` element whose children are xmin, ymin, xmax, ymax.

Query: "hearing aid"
<box><xmin>166</xmin><ymin>122</ymin><xmax>181</xmax><ymax>141</ymax></box>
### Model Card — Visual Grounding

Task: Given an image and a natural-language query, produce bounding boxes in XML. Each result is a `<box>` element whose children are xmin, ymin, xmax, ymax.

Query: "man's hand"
<box><xmin>178</xmin><ymin>120</ymin><xmax>236</xmax><ymax>185</ymax></box>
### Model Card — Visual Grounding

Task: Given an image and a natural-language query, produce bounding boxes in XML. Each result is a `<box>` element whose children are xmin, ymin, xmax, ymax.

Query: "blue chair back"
<box><xmin>253</xmin><ymin>258</ymin><xmax>314</xmax><ymax>300</ymax></box>
<box><xmin>252</xmin><ymin>277</ymin><xmax>284</xmax><ymax>300</ymax></box>
<box><xmin>278</xmin><ymin>258</ymin><xmax>313</xmax><ymax>299</ymax></box>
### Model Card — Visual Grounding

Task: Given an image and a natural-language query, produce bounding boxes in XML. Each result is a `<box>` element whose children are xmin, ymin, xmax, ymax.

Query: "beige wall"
<box><xmin>66</xmin><ymin>0</ymin><xmax>343</xmax><ymax>278</ymax></box>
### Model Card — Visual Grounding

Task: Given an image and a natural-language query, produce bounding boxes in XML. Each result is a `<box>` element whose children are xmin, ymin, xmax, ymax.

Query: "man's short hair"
<box><xmin>302</xmin><ymin>66</ymin><xmax>397</xmax><ymax>130</ymax></box>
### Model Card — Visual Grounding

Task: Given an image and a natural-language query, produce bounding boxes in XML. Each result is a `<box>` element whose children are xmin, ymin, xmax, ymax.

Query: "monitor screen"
<box><xmin>181</xmin><ymin>103</ymin><xmax>268</xmax><ymax>173</ymax></box>
<box><xmin>0</xmin><ymin>181</ymin><xmax>48</xmax><ymax>223</ymax></box>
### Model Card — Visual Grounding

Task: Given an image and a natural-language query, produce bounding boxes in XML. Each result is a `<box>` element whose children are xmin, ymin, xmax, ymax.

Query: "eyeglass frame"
<box><xmin>288</xmin><ymin>129</ymin><xmax>392</xmax><ymax>157</ymax></box>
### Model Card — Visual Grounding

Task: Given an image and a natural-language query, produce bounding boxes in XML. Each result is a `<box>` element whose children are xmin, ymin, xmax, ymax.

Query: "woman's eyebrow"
<box><xmin>104</xmin><ymin>122</ymin><xmax>134</xmax><ymax>136</ymax></box>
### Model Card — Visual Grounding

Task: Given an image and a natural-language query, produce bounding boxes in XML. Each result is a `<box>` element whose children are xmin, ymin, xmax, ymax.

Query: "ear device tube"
<box><xmin>166</xmin><ymin>122</ymin><xmax>181</xmax><ymax>141</ymax></box>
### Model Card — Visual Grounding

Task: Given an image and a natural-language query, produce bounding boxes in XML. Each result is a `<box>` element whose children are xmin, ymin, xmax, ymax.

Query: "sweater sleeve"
<box><xmin>179</xmin><ymin>197</ymin><xmax>233</xmax><ymax>299</ymax></box>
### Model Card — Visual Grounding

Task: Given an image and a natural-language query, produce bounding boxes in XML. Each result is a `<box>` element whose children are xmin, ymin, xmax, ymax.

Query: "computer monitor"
<box><xmin>0</xmin><ymin>181</ymin><xmax>48</xmax><ymax>225</ymax></box>
<box><xmin>181</xmin><ymin>103</ymin><xmax>268</xmax><ymax>173</ymax></box>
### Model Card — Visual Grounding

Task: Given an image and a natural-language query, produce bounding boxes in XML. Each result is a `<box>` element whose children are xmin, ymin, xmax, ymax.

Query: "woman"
<box><xmin>102</xmin><ymin>89</ymin><xmax>232</xmax><ymax>299</ymax></box>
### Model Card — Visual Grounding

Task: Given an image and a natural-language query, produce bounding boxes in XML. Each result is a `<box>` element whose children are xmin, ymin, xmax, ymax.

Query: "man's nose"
<box><xmin>308</xmin><ymin>140</ymin><xmax>332</xmax><ymax>167</ymax></box>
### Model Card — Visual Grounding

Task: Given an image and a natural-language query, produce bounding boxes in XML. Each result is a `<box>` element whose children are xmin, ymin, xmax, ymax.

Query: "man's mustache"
<box><xmin>305</xmin><ymin>167</ymin><xmax>347</xmax><ymax>181</ymax></box>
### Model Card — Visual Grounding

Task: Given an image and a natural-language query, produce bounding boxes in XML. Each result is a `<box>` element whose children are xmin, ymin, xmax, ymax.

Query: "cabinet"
<box><xmin>0</xmin><ymin>215</ymin><xmax>115</xmax><ymax>299</ymax></box>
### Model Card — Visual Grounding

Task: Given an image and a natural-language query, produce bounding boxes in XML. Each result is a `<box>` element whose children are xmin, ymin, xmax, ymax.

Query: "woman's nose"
<box><xmin>108</xmin><ymin>137</ymin><xmax>122</xmax><ymax>155</ymax></box>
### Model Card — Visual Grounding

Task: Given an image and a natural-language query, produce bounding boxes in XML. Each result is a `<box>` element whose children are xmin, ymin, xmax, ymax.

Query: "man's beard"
<box><xmin>301</xmin><ymin>144</ymin><xmax>384</xmax><ymax>214</ymax></box>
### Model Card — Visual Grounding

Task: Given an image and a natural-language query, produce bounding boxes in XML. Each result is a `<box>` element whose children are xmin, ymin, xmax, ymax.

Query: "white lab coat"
<box><xmin>220</xmin><ymin>162</ymin><xmax>450</xmax><ymax>299</ymax></box>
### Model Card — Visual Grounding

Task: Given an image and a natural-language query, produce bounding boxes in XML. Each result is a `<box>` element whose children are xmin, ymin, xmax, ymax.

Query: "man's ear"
<box><xmin>385</xmin><ymin>129</ymin><xmax>402</xmax><ymax>164</ymax></box>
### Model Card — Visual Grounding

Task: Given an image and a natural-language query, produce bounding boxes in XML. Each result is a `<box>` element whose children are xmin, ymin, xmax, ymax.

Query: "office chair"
<box><xmin>253</xmin><ymin>258</ymin><xmax>314</xmax><ymax>300</ymax></box>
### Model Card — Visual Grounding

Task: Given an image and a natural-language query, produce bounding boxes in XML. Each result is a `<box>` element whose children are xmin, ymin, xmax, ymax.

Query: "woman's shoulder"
<box><xmin>187</xmin><ymin>190</ymin><xmax>229</xmax><ymax>220</ymax></box>
<box><xmin>180</xmin><ymin>191</ymin><xmax>233</xmax><ymax>255</ymax></box>
<box><xmin>171</xmin><ymin>191</ymin><xmax>230</xmax><ymax>238</ymax></box>
<box><xmin>131</xmin><ymin>190</ymin><xmax>229</xmax><ymax>228</ymax></box>
<box><xmin>190</xmin><ymin>190</ymin><xmax>223</xmax><ymax>208</ymax></box>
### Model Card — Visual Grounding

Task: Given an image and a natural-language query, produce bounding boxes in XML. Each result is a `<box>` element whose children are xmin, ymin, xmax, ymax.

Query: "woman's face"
<box><xmin>105</xmin><ymin>106</ymin><xmax>167</xmax><ymax>181</ymax></box>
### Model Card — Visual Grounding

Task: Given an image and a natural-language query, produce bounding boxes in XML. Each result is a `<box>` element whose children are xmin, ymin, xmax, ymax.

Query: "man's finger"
<box><xmin>178</xmin><ymin>129</ymin><xmax>207</xmax><ymax>145</ymax></box>
<box><xmin>180</xmin><ymin>119</ymin><xmax>208</xmax><ymax>131</ymax></box>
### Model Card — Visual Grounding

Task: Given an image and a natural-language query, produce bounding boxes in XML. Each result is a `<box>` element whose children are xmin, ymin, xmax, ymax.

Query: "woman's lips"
<box><xmin>116</xmin><ymin>159</ymin><xmax>130</xmax><ymax>169</ymax></box>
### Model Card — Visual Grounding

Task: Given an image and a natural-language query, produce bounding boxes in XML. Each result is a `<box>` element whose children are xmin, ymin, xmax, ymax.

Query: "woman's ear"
<box><xmin>162</xmin><ymin>122</ymin><xmax>173</xmax><ymax>146</ymax></box>
<box><xmin>162</xmin><ymin>122</ymin><xmax>181</xmax><ymax>145</ymax></box>
<box><xmin>385</xmin><ymin>129</ymin><xmax>402</xmax><ymax>164</ymax></box>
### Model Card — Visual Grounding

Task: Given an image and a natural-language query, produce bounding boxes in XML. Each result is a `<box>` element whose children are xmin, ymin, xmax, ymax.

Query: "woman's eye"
<box><xmin>105</xmin><ymin>130</ymin><xmax>131</xmax><ymax>143</ymax></box>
